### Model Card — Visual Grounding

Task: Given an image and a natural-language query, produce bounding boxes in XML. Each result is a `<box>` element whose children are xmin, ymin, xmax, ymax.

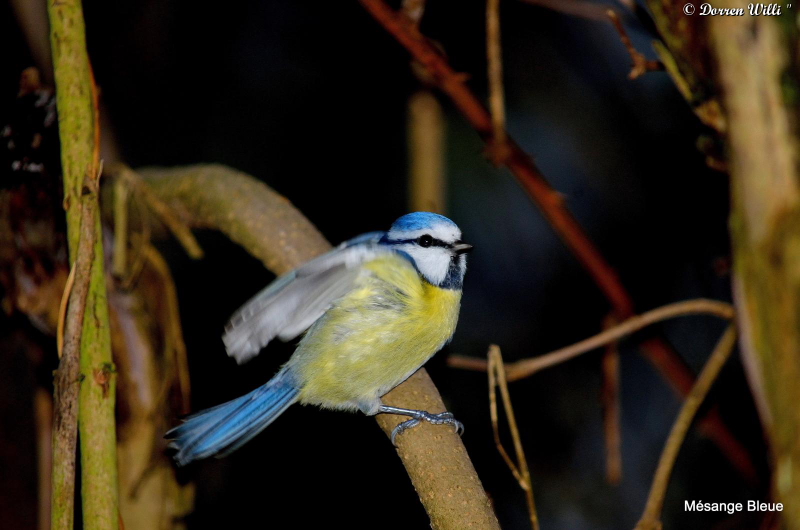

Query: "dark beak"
<box><xmin>452</xmin><ymin>242</ymin><xmax>474</xmax><ymax>255</ymax></box>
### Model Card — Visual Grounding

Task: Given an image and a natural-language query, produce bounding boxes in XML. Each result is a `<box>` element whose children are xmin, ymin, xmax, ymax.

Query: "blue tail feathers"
<box><xmin>166</xmin><ymin>368</ymin><xmax>299</xmax><ymax>466</ymax></box>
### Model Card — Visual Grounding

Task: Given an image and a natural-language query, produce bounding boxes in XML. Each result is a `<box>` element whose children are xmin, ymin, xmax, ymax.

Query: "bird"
<box><xmin>166</xmin><ymin>212</ymin><xmax>473</xmax><ymax>466</ymax></box>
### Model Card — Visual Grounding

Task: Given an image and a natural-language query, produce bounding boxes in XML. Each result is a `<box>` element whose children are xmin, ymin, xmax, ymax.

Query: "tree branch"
<box><xmin>710</xmin><ymin>3</ymin><xmax>800</xmax><ymax>525</ymax></box>
<box><xmin>47</xmin><ymin>0</ymin><xmax>119</xmax><ymax>526</ymax></box>
<box><xmin>138</xmin><ymin>164</ymin><xmax>500</xmax><ymax>529</ymax></box>
<box><xmin>51</xmin><ymin>193</ymin><xmax>97</xmax><ymax>530</ymax></box>
<box><xmin>359</xmin><ymin>0</ymin><xmax>633</xmax><ymax>315</ymax></box>
<box><xmin>488</xmin><ymin>345</ymin><xmax>540</xmax><ymax>530</ymax></box>
<box><xmin>636</xmin><ymin>325</ymin><xmax>738</xmax><ymax>529</ymax></box>
<box><xmin>600</xmin><ymin>314</ymin><xmax>622</xmax><ymax>485</ymax></box>
<box><xmin>448</xmin><ymin>298</ymin><xmax>734</xmax><ymax>380</ymax></box>
<box><xmin>606</xmin><ymin>9</ymin><xmax>663</xmax><ymax>80</ymax></box>
<box><xmin>486</xmin><ymin>0</ymin><xmax>508</xmax><ymax>162</ymax></box>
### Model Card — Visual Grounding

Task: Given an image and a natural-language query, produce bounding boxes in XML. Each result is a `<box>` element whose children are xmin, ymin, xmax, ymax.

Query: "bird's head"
<box><xmin>382</xmin><ymin>212</ymin><xmax>472</xmax><ymax>289</ymax></box>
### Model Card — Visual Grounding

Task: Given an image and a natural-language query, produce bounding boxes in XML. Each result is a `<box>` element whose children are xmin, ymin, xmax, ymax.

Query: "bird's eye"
<box><xmin>418</xmin><ymin>234</ymin><xmax>433</xmax><ymax>248</ymax></box>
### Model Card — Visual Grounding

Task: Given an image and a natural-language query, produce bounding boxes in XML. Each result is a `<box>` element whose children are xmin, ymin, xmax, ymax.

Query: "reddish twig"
<box><xmin>601</xmin><ymin>314</ymin><xmax>622</xmax><ymax>485</ymax></box>
<box><xmin>518</xmin><ymin>2</ymin><xmax>663</xmax><ymax>79</ymax></box>
<box><xmin>606</xmin><ymin>10</ymin><xmax>663</xmax><ymax>79</ymax></box>
<box><xmin>358</xmin><ymin>0</ymin><xmax>755</xmax><ymax>482</ymax></box>
<box><xmin>401</xmin><ymin>0</ymin><xmax>426</xmax><ymax>26</ymax></box>
<box><xmin>359</xmin><ymin>0</ymin><xmax>632</xmax><ymax>315</ymax></box>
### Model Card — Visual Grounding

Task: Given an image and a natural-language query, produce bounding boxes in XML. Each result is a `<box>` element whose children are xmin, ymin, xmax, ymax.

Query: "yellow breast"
<box><xmin>288</xmin><ymin>254</ymin><xmax>462</xmax><ymax>412</ymax></box>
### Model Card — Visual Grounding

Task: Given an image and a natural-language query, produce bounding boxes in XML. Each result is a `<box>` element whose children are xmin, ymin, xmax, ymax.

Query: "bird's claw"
<box><xmin>390</xmin><ymin>411</ymin><xmax>464</xmax><ymax>446</ymax></box>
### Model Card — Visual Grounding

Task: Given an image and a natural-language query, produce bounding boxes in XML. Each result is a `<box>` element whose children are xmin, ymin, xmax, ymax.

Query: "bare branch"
<box><xmin>486</xmin><ymin>0</ymin><xmax>509</xmax><ymax>164</ymax></box>
<box><xmin>51</xmin><ymin>195</ymin><xmax>97</xmax><ymax>530</ymax></box>
<box><xmin>601</xmin><ymin>314</ymin><xmax>622</xmax><ymax>485</ymax></box>
<box><xmin>636</xmin><ymin>325</ymin><xmax>738</xmax><ymax>529</ymax></box>
<box><xmin>449</xmin><ymin>299</ymin><xmax>735</xmax><ymax>381</ymax></box>
<box><xmin>488</xmin><ymin>345</ymin><xmax>540</xmax><ymax>530</ymax></box>
<box><xmin>606</xmin><ymin>10</ymin><xmax>663</xmax><ymax>79</ymax></box>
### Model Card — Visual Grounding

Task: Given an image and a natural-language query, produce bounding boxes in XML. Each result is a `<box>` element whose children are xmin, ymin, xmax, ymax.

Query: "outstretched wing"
<box><xmin>222</xmin><ymin>232</ymin><xmax>389</xmax><ymax>364</ymax></box>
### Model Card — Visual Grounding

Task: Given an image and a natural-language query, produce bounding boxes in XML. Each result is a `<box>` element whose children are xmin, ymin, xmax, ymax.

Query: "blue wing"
<box><xmin>222</xmin><ymin>231</ymin><xmax>391</xmax><ymax>363</ymax></box>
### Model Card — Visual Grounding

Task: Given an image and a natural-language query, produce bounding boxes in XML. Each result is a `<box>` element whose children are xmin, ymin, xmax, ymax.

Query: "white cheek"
<box><xmin>406</xmin><ymin>247</ymin><xmax>450</xmax><ymax>284</ymax></box>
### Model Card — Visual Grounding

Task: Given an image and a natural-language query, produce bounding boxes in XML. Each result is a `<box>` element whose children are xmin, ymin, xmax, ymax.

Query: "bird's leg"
<box><xmin>378</xmin><ymin>405</ymin><xmax>464</xmax><ymax>446</ymax></box>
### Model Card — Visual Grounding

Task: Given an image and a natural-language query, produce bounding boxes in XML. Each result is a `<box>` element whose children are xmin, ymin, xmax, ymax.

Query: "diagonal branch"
<box><xmin>636</xmin><ymin>325</ymin><xmax>738</xmax><ymax>529</ymax></box>
<box><xmin>359</xmin><ymin>0</ymin><xmax>632</xmax><ymax>315</ymax></box>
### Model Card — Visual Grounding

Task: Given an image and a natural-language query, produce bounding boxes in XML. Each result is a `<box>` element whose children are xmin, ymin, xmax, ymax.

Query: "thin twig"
<box><xmin>486</xmin><ymin>0</ymin><xmax>509</xmax><ymax>164</ymax></box>
<box><xmin>518</xmin><ymin>0</ymin><xmax>662</xmax><ymax>81</ymax></box>
<box><xmin>51</xmin><ymin>188</ymin><xmax>98</xmax><ymax>530</ymax></box>
<box><xmin>448</xmin><ymin>298</ymin><xmax>735</xmax><ymax>380</ymax></box>
<box><xmin>636</xmin><ymin>325</ymin><xmax>738</xmax><ymax>530</ymax></box>
<box><xmin>109</xmin><ymin>163</ymin><xmax>204</xmax><ymax>260</ymax></box>
<box><xmin>112</xmin><ymin>175</ymin><xmax>130</xmax><ymax>278</ymax></box>
<box><xmin>606</xmin><ymin>9</ymin><xmax>663</xmax><ymax>79</ymax></box>
<box><xmin>488</xmin><ymin>345</ymin><xmax>540</xmax><ymax>530</ymax></box>
<box><xmin>56</xmin><ymin>264</ymin><xmax>76</xmax><ymax>358</ymax></box>
<box><xmin>601</xmin><ymin>314</ymin><xmax>622</xmax><ymax>485</ymax></box>
<box><xmin>121</xmin><ymin>198</ymin><xmax>152</xmax><ymax>290</ymax></box>
<box><xmin>408</xmin><ymin>91</ymin><xmax>446</xmax><ymax>213</ymax></box>
<box><xmin>142</xmin><ymin>244</ymin><xmax>191</xmax><ymax>414</ymax></box>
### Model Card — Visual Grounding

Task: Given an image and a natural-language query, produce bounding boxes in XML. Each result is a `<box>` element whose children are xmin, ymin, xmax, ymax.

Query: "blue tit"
<box><xmin>166</xmin><ymin>212</ymin><xmax>473</xmax><ymax>466</ymax></box>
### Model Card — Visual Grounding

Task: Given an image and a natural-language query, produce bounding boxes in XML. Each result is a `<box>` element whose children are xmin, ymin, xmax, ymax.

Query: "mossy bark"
<box><xmin>48</xmin><ymin>0</ymin><xmax>119</xmax><ymax>527</ymax></box>
<box><xmin>710</xmin><ymin>5</ymin><xmax>800</xmax><ymax>527</ymax></box>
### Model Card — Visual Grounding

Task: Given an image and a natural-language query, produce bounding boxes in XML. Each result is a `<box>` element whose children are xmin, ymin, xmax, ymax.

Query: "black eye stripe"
<box><xmin>384</xmin><ymin>237</ymin><xmax>453</xmax><ymax>248</ymax></box>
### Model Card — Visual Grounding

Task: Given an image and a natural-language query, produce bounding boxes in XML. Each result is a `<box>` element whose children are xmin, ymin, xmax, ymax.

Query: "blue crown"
<box><xmin>390</xmin><ymin>212</ymin><xmax>457</xmax><ymax>232</ymax></box>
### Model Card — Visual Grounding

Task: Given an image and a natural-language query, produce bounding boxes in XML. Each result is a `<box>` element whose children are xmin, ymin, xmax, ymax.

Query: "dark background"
<box><xmin>2</xmin><ymin>1</ymin><xmax>769</xmax><ymax>528</ymax></box>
